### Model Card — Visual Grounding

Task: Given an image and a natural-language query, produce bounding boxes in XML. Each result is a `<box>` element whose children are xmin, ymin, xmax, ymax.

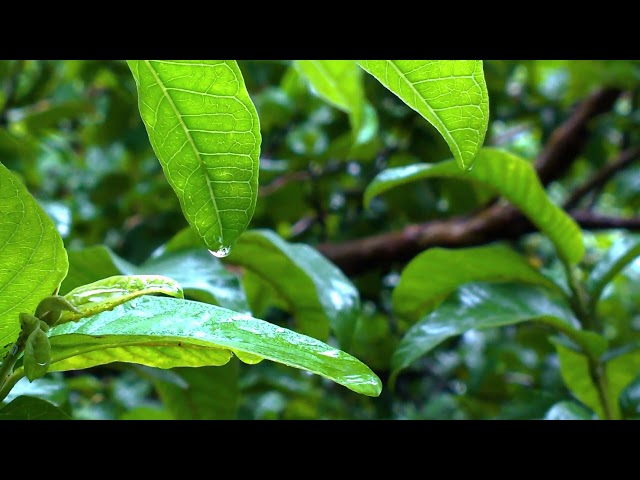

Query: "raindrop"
<box><xmin>209</xmin><ymin>246</ymin><xmax>231</xmax><ymax>258</ymax></box>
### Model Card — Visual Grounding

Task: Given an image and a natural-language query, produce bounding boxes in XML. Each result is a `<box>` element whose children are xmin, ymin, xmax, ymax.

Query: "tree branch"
<box><xmin>563</xmin><ymin>146</ymin><xmax>640</xmax><ymax>210</ymax></box>
<box><xmin>317</xmin><ymin>88</ymin><xmax>624</xmax><ymax>276</ymax></box>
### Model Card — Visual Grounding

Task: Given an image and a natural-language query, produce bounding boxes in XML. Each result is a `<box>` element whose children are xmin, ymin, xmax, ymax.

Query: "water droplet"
<box><xmin>209</xmin><ymin>246</ymin><xmax>231</xmax><ymax>258</ymax></box>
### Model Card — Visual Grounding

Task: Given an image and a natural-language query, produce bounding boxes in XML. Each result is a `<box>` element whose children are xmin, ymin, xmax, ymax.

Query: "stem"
<box><xmin>562</xmin><ymin>262</ymin><xmax>596</xmax><ymax>331</ymax></box>
<box><xmin>0</xmin><ymin>370</ymin><xmax>24</xmax><ymax>403</ymax></box>
<box><xmin>588</xmin><ymin>358</ymin><xmax>616</xmax><ymax>420</ymax></box>
<box><xmin>0</xmin><ymin>342</ymin><xmax>26</xmax><ymax>392</ymax></box>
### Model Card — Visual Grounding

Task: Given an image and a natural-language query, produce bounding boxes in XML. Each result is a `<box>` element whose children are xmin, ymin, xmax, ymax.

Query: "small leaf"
<box><xmin>586</xmin><ymin>234</ymin><xmax>640</xmax><ymax>308</ymax></box>
<box><xmin>0</xmin><ymin>162</ymin><xmax>68</xmax><ymax>356</ymax></box>
<box><xmin>226</xmin><ymin>229</ymin><xmax>360</xmax><ymax>349</ymax></box>
<box><xmin>544</xmin><ymin>401</ymin><xmax>595</xmax><ymax>420</ymax></box>
<box><xmin>294</xmin><ymin>60</ymin><xmax>366</xmax><ymax>142</ymax></box>
<box><xmin>604</xmin><ymin>347</ymin><xmax>640</xmax><ymax>419</ymax></box>
<box><xmin>0</xmin><ymin>395</ymin><xmax>71</xmax><ymax>420</ymax></box>
<box><xmin>23</xmin><ymin>328</ymin><xmax>51</xmax><ymax>382</ymax></box>
<box><xmin>46</xmin><ymin>296</ymin><xmax>381</xmax><ymax>397</ymax></box>
<box><xmin>358</xmin><ymin>60</ymin><xmax>489</xmax><ymax>170</ymax></box>
<box><xmin>128</xmin><ymin>60</ymin><xmax>261</xmax><ymax>254</ymax></box>
<box><xmin>365</xmin><ymin>148</ymin><xmax>584</xmax><ymax>265</ymax></box>
<box><xmin>59</xmin><ymin>274</ymin><xmax>184</xmax><ymax>324</ymax></box>
<box><xmin>393</xmin><ymin>245</ymin><xmax>561</xmax><ymax>322</ymax></box>
<box><xmin>392</xmin><ymin>282</ymin><xmax>580</xmax><ymax>378</ymax></box>
<box><xmin>552</xmin><ymin>340</ymin><xmax>606</xmax><ymax>419</ymax></box>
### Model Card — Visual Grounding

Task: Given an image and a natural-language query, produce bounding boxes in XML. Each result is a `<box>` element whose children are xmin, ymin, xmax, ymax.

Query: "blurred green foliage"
<box><xmin>1</xmin><ymin>59</ymin><xmax>639</xmax><ymax>419</ymax></box>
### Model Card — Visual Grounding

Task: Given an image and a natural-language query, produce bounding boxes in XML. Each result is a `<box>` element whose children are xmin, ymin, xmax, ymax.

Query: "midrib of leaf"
<box><xmin>143</xmin><ymin>60</ymin><xmax>222</xmax><ymax>238</ymax></box>
<box><xmin>386</xmin><ymin>60</ymin><xmax>462</xmax><ymax>164</ymax></box>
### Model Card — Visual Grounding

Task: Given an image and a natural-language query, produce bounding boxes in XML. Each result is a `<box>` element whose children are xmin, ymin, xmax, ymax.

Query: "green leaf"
<box><xmin>393</xmin><ymin>245</ymin><xmax>561</xmax><ymax>322</ymax></box>
<box><xmin>119</xmin><ymin>407</ymin><xmax>173</xmax><ymax>420</ymax></box>
<box><xmin>128</xmin><ymin>60</ymin><xmax>261</xmax><ymax>255</ymax></box>
<box><xmin>544</xmin><ymin>401</ymin><xmax>595</xmax><ymax>420</ymax></box>
<box><xmin>0</xmin><ymin>162</ymin><xmax>68</xmax><ymax>356</ymax></box>
<box><xmin>0</xmin><ymin>395</ymin><xmax>71</xmax><ymax>420</ymax></box>
<box><xmin>365</xmin><ymin>148</ymin><xmax>584</xmax><ymax>265</ymax></box>
<box><xmin>45</xmin><ymin>296</ymin><xmax>381</xmax><ymax>397</ymax></box>
<box><xmin>59</xmin><ymin>274</ymin><xmax>184</xmax><ymax>324</ymax></box>
<box><xmin>552</xmin><ymin>341</ymin><xmax>606</xmax><ymax>419</ymax></box>
<box><xmin>604</xmin><ymin>347</ymin><xmax>640</xmax><ymax>420</ymax></box>
<box><xmin>226</xmin><ymin>229</ymin><xmax>360</xmax><ymax>349</ymax></box>
<box><xmin>391</xmin><ymin>282</ymin><xmax>580</xmax><ymax>378</ymax></box>
<box><xmin>587</xmin><ymin>234</ymin><xmax>640</xmax><ymax>308</ymax></box>
<box><xmin>152</xmin><ymin>361</ymin><xmax>239</xmax><ymax>419</ymax></box>
<box><xmin>63</xmin><ymin>245</ymin><xmax>249</xmax><ymax>313</ymax></box>
<box><xmin>358</xmin><ymin>60</ymin><xmax>489</xmax><ymax>170</ymax></box>
<box><xmin>294</xmin><ymin>60</ymin><xmax>365</xmax><ymax>141</ymax></box>
<box><xmin>24</xmin><ymin>327</ymin><xmax>51</xmax><ymax>381</ymax></box>
<box><xmin>60</xmin><ymin>246</ymin><xmax>136</xmax><ymax>294</ymax></box>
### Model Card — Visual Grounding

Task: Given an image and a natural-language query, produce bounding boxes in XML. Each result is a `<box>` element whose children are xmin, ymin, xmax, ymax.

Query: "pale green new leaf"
<box><xmin>295</xmin><ymin>60</ymin><xmax>365</xmax><ymax>139</ymax></box>
<box><xmin>225</xmin><ymin>229</ymin><xmax>360</xmax><ymax>349</ymax></box>
<box><xmin>358</xmin><ymin>60</ymin><xmax>489</xmax><ymax>170</ymax></box>
<box><xmin>128</xmin><ymin>60</ymin><xmax>261</xmax><ymax>254</ymax></box>
<box><xmin>392</xmin><ymin>282</ymin><xmax>580</xmax><ymax>379</ymax></box>
<box><xmin>43</xmin><ymin>296</ymin><xmax>381</xmax><ymax>397</ymax></box>
<box><xmin>0</xmin><ymin>163</ymin><xmax>68</xmax><ymax>356</ymax></box>
<box><xmin>393</xmin><ymin>245</ymin><xmax>561</xmax><ymax>322</ymax></box>
<box><xmin>59</xmin><ymin>274</ymin><xmax>184</xmax><ymax>324</ymax></box>
<box><xmin>62</xmin><ymin>245</ymin><xmax>250</xmax><ymax>314</ymax></box>
<box><xmin>365</xmin><ymin>148</ymin><xmax>584</xmax><ymax>265</ymax></box>
<box><xmin>604</xmin><ymin>347</ymin><xmax>640</xmax><ymax>420</ymax></box>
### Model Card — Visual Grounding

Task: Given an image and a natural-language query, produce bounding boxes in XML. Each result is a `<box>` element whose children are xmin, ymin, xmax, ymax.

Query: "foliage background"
<box><xmin>1</xmin><ymin>60</ymin><xmax>639</xmax><ymax>419</ymax></box>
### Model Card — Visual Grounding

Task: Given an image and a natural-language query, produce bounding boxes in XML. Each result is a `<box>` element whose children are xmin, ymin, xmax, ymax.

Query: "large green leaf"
<box><xmin>391</xmin><ymin>282</ymin><xmax>580</xmax><ymax>378</ymax></box>
<box><xmin>586</xmin><ymin>234</ymin><xmax>640</xmax><ymax>308</ymax></box>
<box><xmin>393</xmin><ymin>245</ymin><xmax>561</xmax><ymax>322</ymax></box>
<box><xmin>358</xmin><ymin>60</ymin><xmax>489</xmax><ymax>170</ymax></box>
<box><xmin>0</xmin><ymin>163</ymin><xmax>68</xmax><ymax>356</ymax></box>
<box><xmin>61</xmin><ymin>246</ymin><xmax>250</xmax><ymax>313</ymax></box>
<box><xmin>294</xmin><ymin>60</ymin><xmax>365</xmax><ymax>139</ymax></box>
<box><xmin>0</xmin><ymin>395</ymin><xmax>71</xmax><ymax>420</ymax></box>
<box><xmin>225</xmin><ymin>229</ymin><xmax>360</xmax><ymax>349</ymax></box>
<box><xmin>365</xmin><ymin>148</ymin><xmax>584</xmax><ymax>265</ymax></box>
<box><xmin>128</xmin><ymin>60</ymin><xmax>261</xmax><ymax>255</ymax></box>
<box><xmin>42</xmin><ymin>296</ymin><xmax>381</xmax><ymax>397</ymax></box>
<box><xmin>152</xmin><ymin>361</ymin><xmax>239</xmax><ymax>419</ymax></box>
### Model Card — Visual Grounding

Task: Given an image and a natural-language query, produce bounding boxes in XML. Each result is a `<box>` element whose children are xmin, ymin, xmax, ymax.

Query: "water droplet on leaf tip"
<box><xmin>209</xmin><ymin>246</ymin><xmax>231</xmax><ymax>258</ymax></box>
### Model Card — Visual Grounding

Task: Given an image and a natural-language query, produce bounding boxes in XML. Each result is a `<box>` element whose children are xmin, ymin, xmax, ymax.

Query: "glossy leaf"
<box><xmin>152</xmin><ymin>361</ymin><xmax>239</xmax><ymax>419</ymax></box>
<box><xmin>63</xmin><ymin>245</ymin><xmax>249</xmax><ymax>313</ymax></box>
<box><xmin>295</xmin><ymin>60</ymin><xmax>365</xmax><ymax>139</ymax></box>
<box><xmin>0</xmin><ymin>162</ymin><xmax>68</xmax><ymax>356</ymax></box>
<box><xmin>365</xmin><ymin>148</ymin><xmax>584</xmax><ymax>265</ymax></box>
<box><xmin>553</xmin><ymin>341</ymin><xmax>606</xmax><ymax>419</ymax></box>
<box><xmin>544</xmin><ymin>401</ymin><xmax>594</xmax><ymax>420</ymax></box>
<box><xmin>587</xmin><ymin>234</ymin><xmax>640</xmax><ymax>308</ymax></box>
<box><xmin>0</xmin><ymin>395</ymin><xmax>71</xmax><ymax>420</ymax></box>
<box><xmin>393</xmin><ymin>245</ymin><xmax>561</xmax><ymax>322</ymax></box>
<box><xmin>226</xmin><ymin>229</ymin><xmax>360</xmax><ymax>349</ymax></box>
<box><xmin>128</xmin><ymin>60</ymin><xmax>261</xmax><ymax>254</ymax></box>
<box><xmin>44</xmin><ymin>296</ymin><xmax>381</xmax><ymax>397</ymax></box>
<box><xmin>358</xmin><ymin>60</ymin><xmax>489</xmax><ymax>170</ymax></box>
<box><xmin>391</xmin><ymin>282</ymin><xmax>580</xmax><ymax>378</ymax></box>
<box><xmin>59</xmin><ymin>275</ymin><xmax>184</xmax><ymax>324</ymax></box>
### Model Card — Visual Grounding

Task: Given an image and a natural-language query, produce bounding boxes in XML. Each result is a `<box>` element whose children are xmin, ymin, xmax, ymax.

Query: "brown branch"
<box><xmin>563</xmin><ymin>146</ymin><xmax>640</xmax><ymax>210</ymax></box>
<box><xmin>317</xmin><ymin>88</ymin><xmax>624</xmax><ymax>276</ymax></box>
<box><xmin>534</xmin><ymin>88</ymin><xmax>622</xmax><ymax>185</ymax></box>
<box><xmin>570</xmin><ymin>211</ymin><xmax>640</xmax><ymax>230</ymax></box>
